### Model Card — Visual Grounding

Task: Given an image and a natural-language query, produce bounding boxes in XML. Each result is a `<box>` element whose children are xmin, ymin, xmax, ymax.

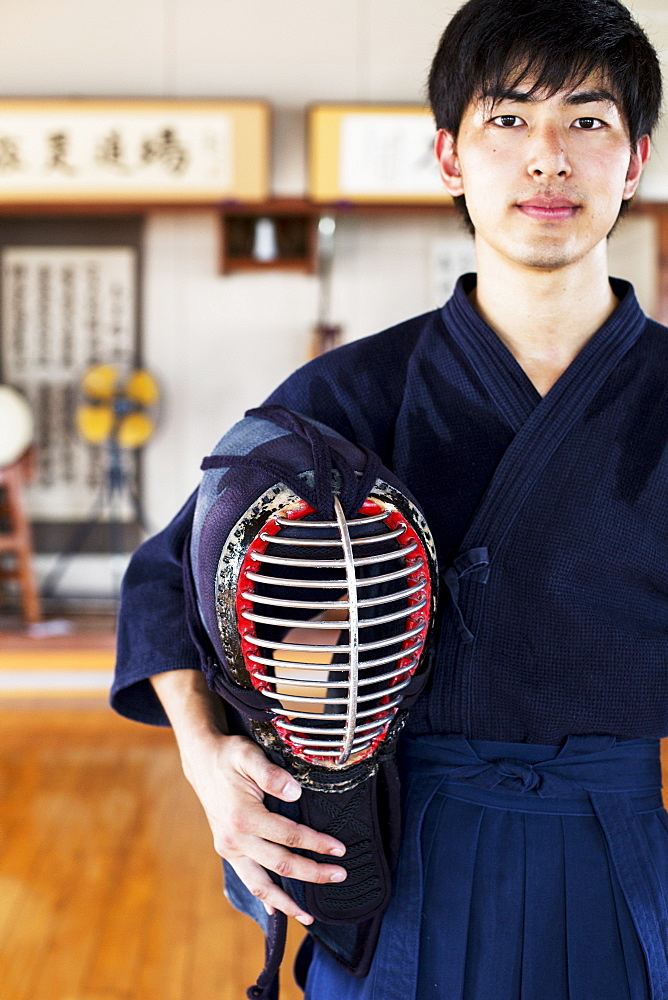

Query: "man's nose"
<box><xmin>526</xmin><ymin>124</ymin><xmax>571</xmax><ymax>178</ymax></box>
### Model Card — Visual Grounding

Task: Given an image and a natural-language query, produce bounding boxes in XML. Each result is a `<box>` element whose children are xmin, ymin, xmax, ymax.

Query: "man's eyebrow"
<box><xmin>491</xmin><ymin>87</ymin><xmax>619</xmax><ymax>108</ymax></box>
<box><xmin>492</xmin><ymin>89</ymin><xmax>534</xmax><ymax>105</ymax></box>
<box><xmin>563</xmin><ymin>89</ymin><xmax>619</xmax><ymax>108</ymax></box>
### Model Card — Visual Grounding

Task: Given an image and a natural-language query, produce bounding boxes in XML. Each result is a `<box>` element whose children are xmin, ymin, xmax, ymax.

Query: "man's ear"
<box><xmin>623</xmin><ymin>134</ymin><xmax>651</xmax><ymax>201</ymax></box>
<box><xmin>435</xmin><ymin>129</ymin><xmax>465</xmax><ymax>197</ymax></box>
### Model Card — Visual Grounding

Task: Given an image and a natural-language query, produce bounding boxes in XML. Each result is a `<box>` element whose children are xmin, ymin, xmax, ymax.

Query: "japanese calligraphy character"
<box><xmin>140</xmin><ymin>127</ymin><xmax>189</xmax><ymax>175</ymax></box>
<box><xmin>45</xmin><ymin>132</ymin><xmax>76</xmax><ymax>174</ymax></box>
<box><xmin>37</xmin><ymin>266</ymin><xmax>51</xmax><ymax>366</ymax></box>
<box><xmin>10</xmin><ymin>264</ymin><xmax>27</xmax><ymax>370</ymax></box>
<box><xmin>96</xmin><ymin>129</ymin><xmax>131</xmax><ymax>173</ymax></box>
<box><xmin>0</xmin><ymin>136</ymin><xmax>23</xmax><ymax>172</ymax></box>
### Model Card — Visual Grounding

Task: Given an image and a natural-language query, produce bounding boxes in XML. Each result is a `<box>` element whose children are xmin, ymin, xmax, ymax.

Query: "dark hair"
<box><xmin>428</xmin><ymin>0</ymin><xmax>663</xmax><ymax>233</ymax></box>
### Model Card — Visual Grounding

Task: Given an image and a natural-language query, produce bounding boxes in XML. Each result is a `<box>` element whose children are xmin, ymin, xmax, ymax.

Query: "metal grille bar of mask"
<box><xmin>230</xmin><ymin>491</ymin><xmax>433</xmax><ymax>769</ymax></box>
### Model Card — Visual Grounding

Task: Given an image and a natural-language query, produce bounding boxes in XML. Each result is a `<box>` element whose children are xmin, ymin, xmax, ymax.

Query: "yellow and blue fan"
<box><xmin>76</xmin><ymin>364</ymin><xmax>160</xmax><ymax>450</ymax></box>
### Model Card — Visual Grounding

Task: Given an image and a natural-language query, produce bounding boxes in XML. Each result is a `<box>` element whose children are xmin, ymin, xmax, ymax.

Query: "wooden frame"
<box><xmin>0</xmin><ymin>99</ymin><xmax>270</xmax><ymax>206</ymax></box>
<box><xmin>308</xmin><ymin>104</ymin><xmax>451</xmax><ymax>205</ymax></box>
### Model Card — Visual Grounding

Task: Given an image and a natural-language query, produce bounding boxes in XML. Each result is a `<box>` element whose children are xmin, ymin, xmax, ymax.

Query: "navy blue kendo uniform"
<box><xmin>113</xmin><ymin>275</ymin><xmax>668</xmax><ymax>1000</ymax></box>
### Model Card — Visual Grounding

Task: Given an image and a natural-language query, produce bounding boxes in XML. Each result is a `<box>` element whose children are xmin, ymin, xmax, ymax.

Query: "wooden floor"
<box><xmin>3</xmin><ymin>616</ymin><xmax>668</xmax><ymax>1000</ymax></box>
<box><xmin>0</xmin><ymin>612</ymin><xmax>116</xmax><ymax>698</ymax></box>
<box><xmin>0</xmin><ymin>701</ymin><xmax>306</xmax><ymax>1000</ymax></box>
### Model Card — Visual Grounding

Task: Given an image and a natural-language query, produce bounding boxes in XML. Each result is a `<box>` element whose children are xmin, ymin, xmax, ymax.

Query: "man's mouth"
<box><xmin>516</xmin><ymin>197</ymin><xmax>580</xmax><ymax>222</ymax></box>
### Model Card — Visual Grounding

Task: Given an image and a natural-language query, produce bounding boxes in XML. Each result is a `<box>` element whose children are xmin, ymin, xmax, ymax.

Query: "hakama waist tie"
<box><xmin>372</xmin><ymin>734</ymin><xmax>668</xmax><ymax>1000</ymax></box>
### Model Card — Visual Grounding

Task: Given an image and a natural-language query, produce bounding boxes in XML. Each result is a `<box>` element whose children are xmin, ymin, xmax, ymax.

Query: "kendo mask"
<box><xmin>186</xmin><ymin>406</ymin><xmax>438</xmax><ymax>989</ymax></box>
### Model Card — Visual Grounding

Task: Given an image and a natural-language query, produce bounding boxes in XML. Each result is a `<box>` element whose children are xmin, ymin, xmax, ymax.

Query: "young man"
<box><xmin>113</xmin><ymin>0</ymin><xmax>668</xmax><ymax>996</ymax></box>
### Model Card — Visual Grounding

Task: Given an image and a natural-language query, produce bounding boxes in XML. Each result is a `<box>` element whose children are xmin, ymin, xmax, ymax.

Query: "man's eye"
<box><xmin>573</xmin><ymin>117</ymin><xmax>604</xmax><ymax>130</ymax></box>
<box><xmin>492</xmin><ymin>115</ymin><xmax>523</xmax><ymax>127</ymax></box>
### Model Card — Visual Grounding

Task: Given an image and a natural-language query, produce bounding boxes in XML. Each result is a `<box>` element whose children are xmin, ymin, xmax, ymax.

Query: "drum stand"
<box><xmin>0</xmin><ymin>448</ymin><xmax>41</xmax><ymax>623</ymax></box>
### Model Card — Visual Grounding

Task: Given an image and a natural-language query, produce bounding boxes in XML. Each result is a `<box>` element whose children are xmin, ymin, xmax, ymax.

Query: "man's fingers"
<box><xmin>225</xmin><ymin>798</ymin><xmax>346</xmax><ymax>860</ymax></box>
<box><xmin>235</xmin><ymin>740</ymin><xmax>303</xmax><ymax>803</ymax></box>
<box><xmin>230</xmin><ymin>858</ymin><xmax>315</xmax><ymax>924</ymax></box>
<box><xmin>219</xmin><ymin>807</ymin><xmax>348</xmax><ymax>883</ymax></box>
<box><xmin>243</xmin><ymin>836</ymin><xmax>348</xmax><ymax>886</ymax></box>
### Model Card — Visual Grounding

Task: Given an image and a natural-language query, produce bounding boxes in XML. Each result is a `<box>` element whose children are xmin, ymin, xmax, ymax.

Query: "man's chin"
<box><xmin>508</xmin><ymin>237</ymin><xmax>582</xmax><ymax>272</ymax></box>
<box><xmin>519</xmin><ymin>252</ymin><xmax>574</xmax><ymax>271</ymax></box>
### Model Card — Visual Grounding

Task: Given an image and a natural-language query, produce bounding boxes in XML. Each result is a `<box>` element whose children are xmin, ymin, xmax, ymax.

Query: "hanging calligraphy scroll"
<box><xmin>0</xmin><ymin>100</ymin><xmax>269</xmax><ymax>204</ymax></box>
<box><xmin>0</xmin><ymin>216</ymin><xmax>143</xmax><ymax>552</ymax></box>
<box><xmin>308</xmin><ymin>104</ymin><xmax>450</xmax><ymax>204</ymax></box>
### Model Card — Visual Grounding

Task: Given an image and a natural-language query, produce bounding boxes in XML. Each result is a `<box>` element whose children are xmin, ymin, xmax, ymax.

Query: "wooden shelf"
<box><xmin>219</xmin><ymin>199</ymin><xmax>319</xmax><ymax>274</ymax></box>
<box><xmin>219</xmin><ymin>255</ymin><xmax>314</xmax><ymax>274</ymax></box>
<box><xmin>220</xmin><ymin>196</ymin><xmax>456</xmax><ymax>216</ymax></box>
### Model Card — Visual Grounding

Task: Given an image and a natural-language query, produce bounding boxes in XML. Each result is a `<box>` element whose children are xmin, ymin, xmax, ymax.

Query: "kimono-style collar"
<box><xmin>441</xmin><ymin>273</ymin><xmax>647</xmax><ymax>432</ymax></box>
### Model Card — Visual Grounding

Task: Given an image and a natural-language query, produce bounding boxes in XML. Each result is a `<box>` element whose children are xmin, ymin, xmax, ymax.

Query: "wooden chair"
<box><xmin>0</xmin><ymin>448</ymin><xmax>41</xmax><ymax>624</ymax></box>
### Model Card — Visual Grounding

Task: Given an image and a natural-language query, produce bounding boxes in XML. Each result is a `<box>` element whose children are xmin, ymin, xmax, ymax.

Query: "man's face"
<box><xmin>435</xmin><ymin>72</ymin><xmax>650</xmax><ymax>272</ymax></box>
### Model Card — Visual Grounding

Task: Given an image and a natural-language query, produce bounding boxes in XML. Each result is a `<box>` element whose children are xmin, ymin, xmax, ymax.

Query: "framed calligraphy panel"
<box><xmin>0</xmin><ymin>100</ymin><xmax>269</xmax><ymax>204</ymax></box>
<box><xmin>308</xmin><ymin>104</ymin><xmax>451</xmax><ymax>204</ymax></box>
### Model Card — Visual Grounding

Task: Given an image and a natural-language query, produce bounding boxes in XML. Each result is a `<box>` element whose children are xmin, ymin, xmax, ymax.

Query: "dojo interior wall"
<box><xmin>0</xmin><ymin>0</ymin><xmax>665</xmax><ymax>593</ymax></box>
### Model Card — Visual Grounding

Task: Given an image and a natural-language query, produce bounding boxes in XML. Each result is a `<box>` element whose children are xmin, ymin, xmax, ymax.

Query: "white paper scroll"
<box><xmin>2</xmin><ymin>246</ymin><xmax>137</xmax><ymax>521</ymax></box>
<box><xmin>340</xmin><ymin>113</ymin><xmax>442</xmax><ymax>197</ymax></box>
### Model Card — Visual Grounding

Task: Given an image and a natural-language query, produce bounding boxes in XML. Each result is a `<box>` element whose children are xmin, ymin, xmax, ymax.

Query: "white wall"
<box><xmin>0</xmin><ymin>0</ymin><xmax>665</xmax><ymax>591</ymax></box>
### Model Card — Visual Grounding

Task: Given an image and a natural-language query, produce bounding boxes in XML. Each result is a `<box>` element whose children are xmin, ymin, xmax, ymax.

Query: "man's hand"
<box><xmin>150</xmin><ymin>669</ymin><xmax>347</xmax><ymax>923</ymax></box>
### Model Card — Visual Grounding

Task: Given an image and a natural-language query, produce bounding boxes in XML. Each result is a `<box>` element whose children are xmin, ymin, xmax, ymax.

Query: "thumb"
<box><xmin>241</xmin><ymin>743</ymin><xmax>302</xmax><ymax>802</ymax></box>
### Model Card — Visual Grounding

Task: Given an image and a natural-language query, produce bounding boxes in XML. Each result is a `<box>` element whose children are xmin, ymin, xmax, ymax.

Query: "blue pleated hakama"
<box><xmin>304</xmin><ymin>735</ymin><xmax>668</xmax><ymax>1000</ymax></box>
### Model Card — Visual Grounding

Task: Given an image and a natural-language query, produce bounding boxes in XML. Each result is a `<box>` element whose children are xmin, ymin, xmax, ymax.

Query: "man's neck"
<box><xmin>470</xmin><ymin>240</ymin><xmax>619</xmax><ymax>397</ymax></box>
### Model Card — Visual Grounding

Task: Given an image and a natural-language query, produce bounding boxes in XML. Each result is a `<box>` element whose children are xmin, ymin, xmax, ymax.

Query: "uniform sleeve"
<box><xmin>111</xmin><ymin>490</ymin><xmax>200</xmax><ymax>725</ymax></box>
